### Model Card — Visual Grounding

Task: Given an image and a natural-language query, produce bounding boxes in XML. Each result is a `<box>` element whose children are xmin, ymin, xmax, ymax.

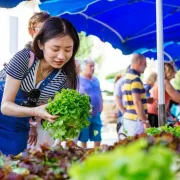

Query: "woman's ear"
<box><xmin>38</xmin><ymin>40</ymin><xmax>43</xmax><ymax>51</ymax></box>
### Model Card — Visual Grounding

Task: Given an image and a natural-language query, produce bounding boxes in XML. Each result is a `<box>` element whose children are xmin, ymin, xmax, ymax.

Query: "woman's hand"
<box><xmin>33</xmin><ymin>104</ymin><xmax>59</xmax><ymax>123</ymax></box>
<box><xmin>28</xmin><ymin>126</ymin><xmax>38</xmax><ymax>146</ymax></box>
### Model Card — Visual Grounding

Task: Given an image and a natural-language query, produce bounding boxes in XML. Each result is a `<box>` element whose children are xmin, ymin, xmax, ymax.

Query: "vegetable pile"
<box><xmin>69</xmin><ymin>139</ymin><xmax>176</xmax><ymax>180</ymax></box>
<box><xmin>42</xmin><ymin>89</ymin><xmax>91</xmax><ymax>140</ymax></box>
<box><xmin>146</xmin><ymin>125</ymin><xmax>180</xmax><ymax>138</ymax></box>
<box><xmin>0</xmin><ymin>132</ymin><xmax>180</xmax><ymax>179</ymax></box>
<box><xmin>0</xmin><ymin>142</ymin><xmax>86</xmax><ymax>180</ymax></box>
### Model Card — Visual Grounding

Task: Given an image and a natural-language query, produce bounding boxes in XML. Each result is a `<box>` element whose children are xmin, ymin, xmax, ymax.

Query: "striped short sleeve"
<box><xmin>131</xmin><ymin>77</ymin><xmax>143</xmax><ymax>94</ymax></box>
<box><xmin>6</xmin><ymin>49</ymin><xmax>30</xmax><ymax>80</ymax></box>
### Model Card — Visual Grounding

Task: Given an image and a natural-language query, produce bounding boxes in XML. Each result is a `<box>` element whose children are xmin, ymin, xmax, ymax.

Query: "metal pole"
<box><xmin>156</xmin><ymin>0</ymin><xmax>166</xmax><ymax>126</ymax></box>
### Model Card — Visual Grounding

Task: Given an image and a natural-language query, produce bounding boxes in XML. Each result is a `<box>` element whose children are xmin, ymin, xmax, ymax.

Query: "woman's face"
<box><xmin>40</xmin><ymin>35</ymin><xmax>74</xmax><ymax>69</ymax></box>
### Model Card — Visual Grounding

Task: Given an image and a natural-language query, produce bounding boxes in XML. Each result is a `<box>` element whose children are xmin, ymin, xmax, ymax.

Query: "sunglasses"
<box><xmin>21</xmin><ymin>89</ymin><xmax>41</xmax><ymax>107</ymax></box>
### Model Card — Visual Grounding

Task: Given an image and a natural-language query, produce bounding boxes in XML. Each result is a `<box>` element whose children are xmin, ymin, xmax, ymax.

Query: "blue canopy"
<box><xmin>39</xmin><ymin>0</ymin><xmax>97</xmax><ymax>15</ymax></box>
<box><xmin>59</xmin><ymin>0</ymin><xmax>180</xmax><ymax>55</ymax></box>
<box><xmin>135</xmin><ymin>42</ymin><xmax>180</xmax><ymax>61</ymax></box>
<box><xmin>0</xmin><ymin>0</ymin><xmax>25</xmax><ymax>8</ymax></box>
<box><xmin>39</xmin><ymin>0</ymin><xmax>180</xmax><ymax>55</ymax></box>
<box><xmin>39</xmin><ymin>0</ymin><xmax>180</xmax><ymax>65</ymax></box>
<box><xmin>134</xmin><ymin>41</ymin><xmax>180</xmax><ymax>70</ymax></box>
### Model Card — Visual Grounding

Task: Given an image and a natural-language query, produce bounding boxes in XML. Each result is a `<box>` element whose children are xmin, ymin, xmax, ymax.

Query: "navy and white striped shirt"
<box><xmin>5</xmin><ymin>48</ymin><xmax>67</xmax><ymax>103</ymax></box>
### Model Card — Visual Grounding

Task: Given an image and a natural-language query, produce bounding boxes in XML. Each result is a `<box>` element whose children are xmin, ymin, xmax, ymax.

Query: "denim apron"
<box><xmin>0</xmin><ymin>59</ymin><xmax>59</xmax><ymax>156</ymax></box>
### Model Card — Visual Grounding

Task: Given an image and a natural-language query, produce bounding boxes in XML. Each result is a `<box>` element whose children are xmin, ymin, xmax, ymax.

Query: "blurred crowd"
<box><xmin>114</xmin><ymin>54</ymin><xmax>180</xmax><ymax>139</ymax></box>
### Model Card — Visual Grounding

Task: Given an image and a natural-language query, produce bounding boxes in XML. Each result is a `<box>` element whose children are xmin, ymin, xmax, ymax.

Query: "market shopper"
<box><xmin>114</xmin><ymin>66</ymin><xmax>130</xmax><ymax>135</ymax></box>
<box><xmin>114</xmin><ymin>75</ymin><xmax>125</xmax><ymax>133</ymax></box>
<box><xmin>144</xmin><ymin>72</ymin><xmax>157</xmax><ymax>98</ymax></box>
<box><xmin>119</xmin><ymin>54</ymin><xmax>149</xmax><ymax>139</ymax></box>
<box><xmin>147</xmin><ymin>63</ymin><xmax>180</xmax><ymax>127</ymax></box>
<box><xmin>78</xmin><ymin>59</ymin><xmax>103</xmax><ymax>148</ymax></box>
<box><xmin>0</xmin><ymin>17</ymin><xmax>79</xmax><ymax>156</ymax></box>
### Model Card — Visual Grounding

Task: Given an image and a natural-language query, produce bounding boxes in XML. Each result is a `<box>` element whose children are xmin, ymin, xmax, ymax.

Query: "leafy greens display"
<box><xmin>42</xmin><ymin>89</ymin><xmax>91</xmax><ymax>140</ymax></box>
<box><xmin>69</xmin><ymin>139</ymin><xmax>176</xmax><ymax>180</ymax></box>
<box><xmin>146</xmin><ymin>125</ymin><xmax>180</xmax><ymax>137</ymax></box>
<box><xmin>0</xmin><ymin>132</ymin><xmax>179</xmax><ymax>179</ymax></box>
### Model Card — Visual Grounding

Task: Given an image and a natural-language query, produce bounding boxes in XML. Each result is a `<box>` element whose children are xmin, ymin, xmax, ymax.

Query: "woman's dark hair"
<box><xmin>33</xmin><ymin>17</ymin><xmax>80</xmax><ymax>89</ymax></box>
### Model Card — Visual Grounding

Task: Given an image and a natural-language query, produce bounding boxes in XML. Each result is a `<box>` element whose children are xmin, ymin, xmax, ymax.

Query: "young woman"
<box><xmin>0</xmin><ymin>17</ymin><xmax>79</xmax><ymax>155</ymax></box>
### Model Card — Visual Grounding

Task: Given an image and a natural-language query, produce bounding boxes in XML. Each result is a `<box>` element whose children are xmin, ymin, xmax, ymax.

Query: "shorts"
<box><xmin>78</xmin><ymin>113</ymin><xmax>102</xmax><ymax>142</ymax></box>
<box><xmin>119</xmin><ymin>118</ymin><xmax>144</xmax><ymax>140</ymax></box>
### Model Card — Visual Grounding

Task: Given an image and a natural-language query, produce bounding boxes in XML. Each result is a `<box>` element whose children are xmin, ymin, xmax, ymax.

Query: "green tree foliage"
<box><xmin>76</xmin><ymin>32</ymin><xmax>104</xmax><ymax>65</ymax></box>
<box><xmin>105</xmin><ymin>69</ymin><xmax>126</xmax><ymax>80</ymax></box>
<box><xmin>75</xmin><ymin>31</ymin><xmax>93</xmax><ymax>61</ymax></box>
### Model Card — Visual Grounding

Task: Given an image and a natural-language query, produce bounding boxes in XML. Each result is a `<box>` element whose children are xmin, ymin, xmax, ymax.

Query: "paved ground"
<box><xmin>77</xmin><ymin>123</ymin><xmax>118</xmax><ymax>148</ymax></box>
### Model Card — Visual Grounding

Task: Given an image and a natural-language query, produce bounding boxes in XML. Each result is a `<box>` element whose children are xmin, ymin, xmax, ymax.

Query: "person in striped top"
<box><xmin>0</xmin><ymin>17</ymin><xmax>79</xmax><ymax>156</ymax></box>
<box><xmin>119</xmin><ymin>54</ymin><xmax>150</xmax><ymax>139</ymax></box>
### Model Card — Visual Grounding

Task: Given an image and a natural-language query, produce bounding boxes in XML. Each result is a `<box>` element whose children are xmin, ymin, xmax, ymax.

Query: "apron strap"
<box><xmin>38</xmin><ymin>69</ymin><xmax>59</xmax><ymax>91</ymax></box>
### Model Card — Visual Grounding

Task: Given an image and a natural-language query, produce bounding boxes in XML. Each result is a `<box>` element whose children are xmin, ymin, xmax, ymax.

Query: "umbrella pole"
<box><xmin>156</xmin><ymin>0</ymin><xmax>166</xmax><ymax>126</ymax></box>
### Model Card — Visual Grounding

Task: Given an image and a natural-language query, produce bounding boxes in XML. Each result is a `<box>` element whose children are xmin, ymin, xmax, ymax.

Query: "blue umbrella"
<box><xmin>39</xmin><ymin>0</ymin><xmax>180</xmax><ymax>55</ymax></box>
<box><xmin>134</xmin><ymin>41</ymin><xmax>180</xmax><ymax>70</ymax></box>
<box><xmin>134</xmin><ymin>41</ymin><xmax>180</xmax><ymax>60</ymax></box>
<box><xmin>0</xmin><ymin>0</ymin><xmax>26</xmax><ymax>8</ymax></box>
<box><xmin>39</xmin><ymin>0</ymin><xmax>98</xmax><ymax>16</ymax></box>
